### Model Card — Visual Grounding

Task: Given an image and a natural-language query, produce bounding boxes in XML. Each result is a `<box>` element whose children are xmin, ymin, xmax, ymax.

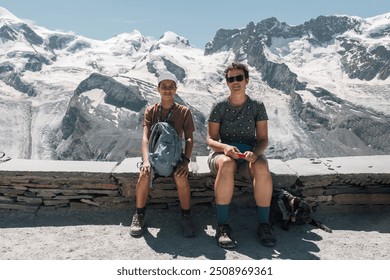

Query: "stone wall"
<box><xmin>0</xmin><ymin>155</ymin><xmax>389</xmax><ymax>212</ymax></box>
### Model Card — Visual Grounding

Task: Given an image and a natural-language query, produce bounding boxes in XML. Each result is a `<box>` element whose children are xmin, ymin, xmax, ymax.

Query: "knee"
<box><xmin>217</xmin><ymin>156</ymin><xmax>236</xmax><ymax>174</ymax></box>
<box><xmin>252</xmin><ymin>156</ymin><xmax>270</xmax><ymax>174</ymax></box>
<box><xmin>173</xmin><ymin>174</ymin><xmax>189</xmax><ymax>189</ymax></box>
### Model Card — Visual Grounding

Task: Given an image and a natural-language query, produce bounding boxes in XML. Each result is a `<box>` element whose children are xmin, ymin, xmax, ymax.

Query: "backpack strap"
<box><xmin>277</xmin><ymin>190</ymin><xmax>292</xmax><ymax>221</ymax></box>
<box><xmin>158</xmin><ymin>103</ymin><xmax>175</xmax><ymax>122</ymax></box>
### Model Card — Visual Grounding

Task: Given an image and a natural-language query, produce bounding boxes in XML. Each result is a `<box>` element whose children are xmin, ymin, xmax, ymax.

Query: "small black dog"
<box><xmin>270</xmin><ymin>189</ymin><xmax>332</xmax><ymax>233</ymax></box>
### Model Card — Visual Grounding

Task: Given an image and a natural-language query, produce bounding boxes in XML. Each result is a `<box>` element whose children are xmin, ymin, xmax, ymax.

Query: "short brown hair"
<box><xmin>224</xmin><ymin>62</ymin><xmax>249</xmax><ymax>80</ymax></box>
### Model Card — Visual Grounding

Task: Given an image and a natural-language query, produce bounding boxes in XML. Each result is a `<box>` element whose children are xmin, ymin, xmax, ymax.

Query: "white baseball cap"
<box><xmin>157</xmin><ymin>72</ymin><xmax>178</xmax><ymax>85</ymax></box>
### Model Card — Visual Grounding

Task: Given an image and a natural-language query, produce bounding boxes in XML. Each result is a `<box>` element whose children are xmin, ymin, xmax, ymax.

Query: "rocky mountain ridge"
<box><xmin>0</xmin><ymin>7</ymin><xmax>389</xmax><ymax>161</ymax></box>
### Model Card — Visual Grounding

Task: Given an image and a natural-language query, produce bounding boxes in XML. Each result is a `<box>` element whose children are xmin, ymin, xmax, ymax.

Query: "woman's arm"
<box><xmin>207</xmin><ymin>122</ymin><xmax>240</xmax><ymax>158</ymax></box>
<box><xmin>253</xmin><ymin>120</ymin><xmax>269</xmax><ymax>156</ymax></box>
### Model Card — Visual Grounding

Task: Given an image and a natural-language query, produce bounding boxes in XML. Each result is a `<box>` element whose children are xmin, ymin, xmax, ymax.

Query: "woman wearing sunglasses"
<box><xmin>206</xmin><ymin>62</ymin><xmax>276</xmax><ymax>249</ymax></box>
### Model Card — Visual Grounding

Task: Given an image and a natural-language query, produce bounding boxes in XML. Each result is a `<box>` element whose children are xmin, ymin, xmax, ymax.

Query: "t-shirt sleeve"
<box><xmin>208</xmin><ymin>103</ymin><xmax>222</xmax><ymax>123</ymax></box>
<box><xmin>183</xmin><ymin>108</ymin><xmax>195</xmax><ymax>134</ymax></box>
<box><xmin>255</xmin><ymin>101</ymin><xmax>269</xmax><ymax>121</ymax></box>
<box><xmin>143</xmin><ymin>105</ymin><xmax>154</xmax><ymax>129</ymax></box>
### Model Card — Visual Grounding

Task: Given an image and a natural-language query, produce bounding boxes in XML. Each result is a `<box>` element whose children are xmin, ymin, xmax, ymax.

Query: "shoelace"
<box><xmin>132</xmin><ymin>215</ymin><xmax>142</xmax><ymax>227</ymax></box>
<box><xmin>220</xmin><ymin>225</ymin><xmax>231</xmax><ymax>237</ymax></box>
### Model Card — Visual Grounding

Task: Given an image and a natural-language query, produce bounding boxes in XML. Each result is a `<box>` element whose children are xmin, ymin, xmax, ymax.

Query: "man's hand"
<box><xmin>174</xmin><ymin>161</ymin><xmax>189</xmax><ymax>177</ymax></box>
<box><xmin>140</xmin><ymin>161</ymin><xmax>151</xmax><ymax>174</ymax></box>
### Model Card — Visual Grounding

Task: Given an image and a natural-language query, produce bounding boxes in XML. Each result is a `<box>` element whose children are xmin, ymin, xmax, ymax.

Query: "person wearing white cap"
<box><xmin>129</xmin><ymin>72</ymin><xmax>197</xmax><ymax>238</ymax></box>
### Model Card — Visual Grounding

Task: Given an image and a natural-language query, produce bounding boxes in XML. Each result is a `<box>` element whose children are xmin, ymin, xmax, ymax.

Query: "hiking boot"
<box><xmin>215</xmin><ymin>224</ymin><xmax>237</xmax><ymax>249</ymax></box>
<box><xmin>129</xmin><ymin>213</ymin><xmax>145</xmax><ymax>236</ymax></box>
<box><xmin>257</xmin><ymin>222</ymin><xmax>276</xmax><ymax>247</ymax></box>
<box><xmin>181</xmin><ymin>214</ymin><xmax>197</xmax><ymax>237</ymax></box>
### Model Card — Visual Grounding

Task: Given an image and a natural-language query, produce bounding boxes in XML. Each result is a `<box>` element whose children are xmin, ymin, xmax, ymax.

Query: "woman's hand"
<box><xmin>224</xmin><ymin>145</ymin><xmax>259</xmax><ymax>162</ymax></box>
<box><xmin>243</xmin><ymin>151</ymin><xmax>259</xmax><ymax>163</ymax></box>
<box><xmin>223</xmin><ymin>145</ymin><xmax>241</xmax><ymax>158</ymax></box>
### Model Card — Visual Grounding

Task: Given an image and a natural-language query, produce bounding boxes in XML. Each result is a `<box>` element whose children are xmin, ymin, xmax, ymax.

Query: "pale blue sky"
<box><xmin>1</xmin><ymin>0</ymin><xmax>389</xmax><ymax>48</ymax></box>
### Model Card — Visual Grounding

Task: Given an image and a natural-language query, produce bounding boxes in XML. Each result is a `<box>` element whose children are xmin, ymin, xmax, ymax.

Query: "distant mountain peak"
<box><xmin>157</xmin><ymin>31</ymin><xmax>190</xmax><ymax>47</ymax></box>
<box><xmin>1</xmin><ymin>7</ymin><xmax>389</xmax><ymax>161</ymax></box>
<box><xmin>0</xmin><ymin>7</ymin><xmax>20</xmax><ymax>22</ymax></box>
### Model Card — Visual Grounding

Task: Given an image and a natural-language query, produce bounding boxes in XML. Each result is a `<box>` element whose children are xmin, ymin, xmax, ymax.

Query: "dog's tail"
<box><xmin>309</xmin><ymin>219</ymin><xmax>332</xmax><ymax>233</ymax></box>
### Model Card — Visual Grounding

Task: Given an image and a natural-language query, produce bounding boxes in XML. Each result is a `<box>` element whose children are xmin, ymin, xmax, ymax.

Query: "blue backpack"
<box><xmin>148</xmin><ymin>104</ymin><xmax>183</xmax><ymax>177</ymax></box>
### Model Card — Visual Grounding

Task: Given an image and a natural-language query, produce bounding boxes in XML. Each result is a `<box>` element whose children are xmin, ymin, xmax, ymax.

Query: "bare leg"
<box><xmin>135</xmin><ymin>172</ymin><xmax>150</xmax><ymax>208</ymax></box>
<box><xmin>130</xmin><ymin>171</ymin><xmax>150</xmax><ymax>236</ymax></box>
<box><xmin>213</xmin><ymin>155</ymin><xmax>238</xmax><ymax>248</ymax></box>
<box><xmin>173</xmin><ymin>175</ymin><xmax>191</xmax><ymax>209</ymax></box>
<box><xmin>174</xmin><ymin>174</ymin><xmax>197</xmax><ymax>237</ymax></box>
<box><xmin>214</xmin><ymin>155</ymin><xmax>236</xmax><ymax>204</ymax></box>
<box><xmin>249</xmin><ymin>155</ymin><xmax>273</xmax><ymax>207</ymax></box>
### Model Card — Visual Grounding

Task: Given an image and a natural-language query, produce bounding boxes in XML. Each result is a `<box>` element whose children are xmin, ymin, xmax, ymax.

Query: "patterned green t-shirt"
<box><xmin>208</xmin><ymin>96</ymin><xmax>268</xmax><ymax>149</ymax></box>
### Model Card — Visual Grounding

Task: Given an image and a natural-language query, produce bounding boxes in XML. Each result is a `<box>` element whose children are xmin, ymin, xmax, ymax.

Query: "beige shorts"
<box><xmin>207</xmin><ymin>151</ymin><xmax>268</xmax><ymax>180</ymax></box>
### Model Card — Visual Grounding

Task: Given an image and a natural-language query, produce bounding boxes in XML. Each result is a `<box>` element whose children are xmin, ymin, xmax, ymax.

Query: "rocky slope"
<box><xmin>0</xmin><ymin>7</ymin><xmax>389</xmax><ymax>161</ymax></box>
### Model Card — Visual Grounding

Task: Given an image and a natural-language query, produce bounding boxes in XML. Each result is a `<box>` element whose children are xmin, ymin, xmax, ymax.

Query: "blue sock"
<box><xmin>216</xmin><ymin>204</ymin><xmax>229</xmax><ymax>225</ymax></box>
<box><xmin>257</xmin><ymin>206</ymin><xmax>270</xmax><ymax>223</ymax></box>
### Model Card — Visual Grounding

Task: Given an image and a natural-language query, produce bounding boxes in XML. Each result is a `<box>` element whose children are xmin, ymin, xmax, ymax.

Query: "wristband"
<box><xmin>183</xmin><ymin>157</ymin><xmax>190</xmax><ymax>163</ymax></box>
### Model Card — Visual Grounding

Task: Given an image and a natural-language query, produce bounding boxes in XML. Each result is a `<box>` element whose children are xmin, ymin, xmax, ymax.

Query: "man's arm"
<box><xmin>140</xmin><ymin>126</ymin><xmax>151</xmax><ymax>173</ymax></box>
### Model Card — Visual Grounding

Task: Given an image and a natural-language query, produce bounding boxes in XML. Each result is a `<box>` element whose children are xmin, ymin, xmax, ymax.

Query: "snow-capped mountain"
<box><xmin>0</xmin><ymin>7</ymin><xmax>389</xmax><ymax>162</ymax></box>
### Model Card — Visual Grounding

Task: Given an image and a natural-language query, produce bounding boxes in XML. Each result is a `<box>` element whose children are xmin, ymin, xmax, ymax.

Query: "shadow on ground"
<box><xmin>0</xmin><ymin>204</ymin><xmax>389</xmax><ymax>260</ymax></box>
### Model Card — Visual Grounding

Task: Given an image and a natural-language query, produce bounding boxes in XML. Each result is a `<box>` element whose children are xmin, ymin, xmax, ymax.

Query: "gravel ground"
<box><xmin>1</xmin><ymin>204</ymin><xmax>389</xmax><ymax>260</ymax></box>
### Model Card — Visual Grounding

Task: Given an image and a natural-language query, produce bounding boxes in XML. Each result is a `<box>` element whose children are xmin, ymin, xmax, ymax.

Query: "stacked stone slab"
<box><xmin>0</xmin><ymin>155</ymin><xmax>389</xmax><ymax>212</ymax></box>
<box><xmin>284</xmin><ymin>156</ymin><xmax>390</xmax><ymax>210</ymax></box>
<box><xmin>0</xmin><ymin>159</ymin><xmax>126</xmax><ymax>212</ymax></box>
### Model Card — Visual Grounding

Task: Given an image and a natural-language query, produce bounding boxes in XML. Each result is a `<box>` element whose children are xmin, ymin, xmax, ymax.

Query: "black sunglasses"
<box><xmin>227</xmin><ymin>75</ymin><xmax>245</xmax><ymax>83</ymax></box>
